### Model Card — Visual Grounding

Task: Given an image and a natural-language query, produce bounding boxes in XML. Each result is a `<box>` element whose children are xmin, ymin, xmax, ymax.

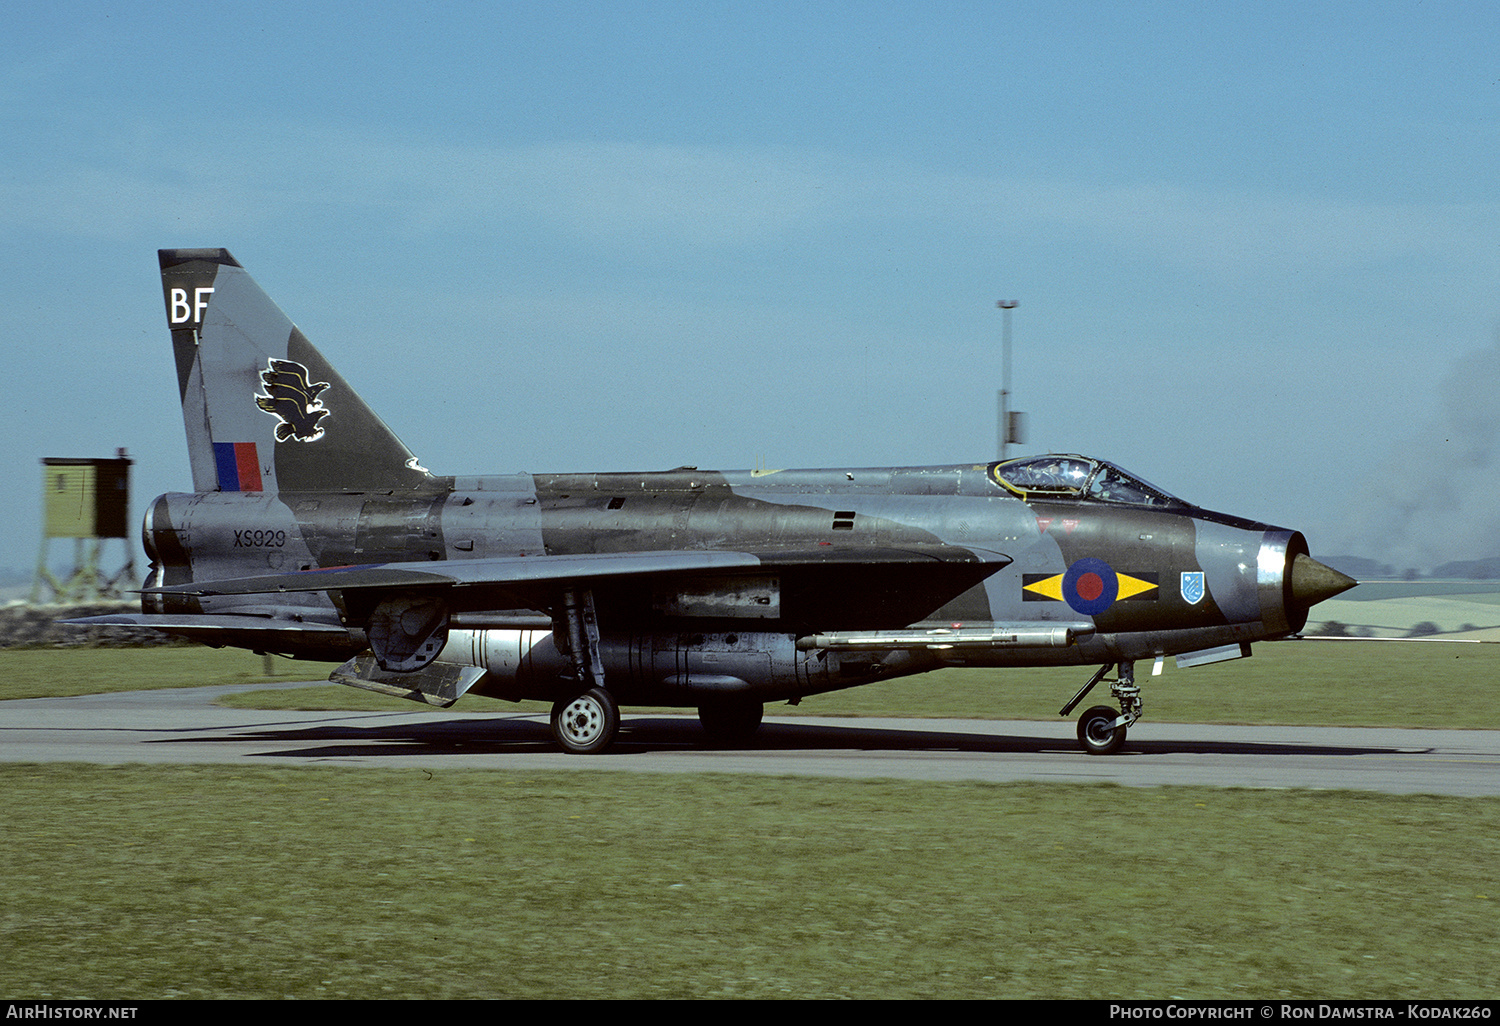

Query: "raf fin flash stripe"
<box><xmin>213</xmin><ymin>441</ymin><xmax>263</xmax><ymax>492</ymax></box>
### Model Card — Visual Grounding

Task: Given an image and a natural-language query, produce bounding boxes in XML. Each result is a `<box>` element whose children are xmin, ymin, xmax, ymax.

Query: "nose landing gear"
<box><xmin>1061</xmin><ymin>661</ymin><xmax>1142</xmax><ymax>755</ymax></box>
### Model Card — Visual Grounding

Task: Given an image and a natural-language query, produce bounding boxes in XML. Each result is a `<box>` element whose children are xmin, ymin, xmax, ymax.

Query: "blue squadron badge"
<box><xmin>1181</xmin><ymin>571</ymin><xmax>1206</xmax><ymax>605</ymax></box>
<box><xmin>255</xmin><ymin>358</ymin><xmax>330</xmax><ymax>442</ymax></box>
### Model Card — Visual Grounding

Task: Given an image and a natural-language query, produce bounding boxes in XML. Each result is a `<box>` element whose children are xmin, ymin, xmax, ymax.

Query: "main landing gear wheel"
<box><xmin>551</xmin><ymin>687</ymin><xmax>619</xmax><ymax>754</ymax></box>
<box><xmin>1077</xmin><ymin>705</ymin><xmax>1127</xmax><ymax>756</ymax></box>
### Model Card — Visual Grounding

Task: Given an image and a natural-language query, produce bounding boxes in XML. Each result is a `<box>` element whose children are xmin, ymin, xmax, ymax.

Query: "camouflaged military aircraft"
<box><xmin>72</xmin><ymin>248</ymin><xmax>1357</xmax><ymax>755</ymax></box>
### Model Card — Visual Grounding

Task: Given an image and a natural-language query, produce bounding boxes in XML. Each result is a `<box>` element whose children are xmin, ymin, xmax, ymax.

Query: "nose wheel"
<box><xmin>1061</xmin><ymin>662</ymin><xmax>1142</xmax><ymax>755</ymax></box>
<box><xmin>1077</xmin><ymin>704</ymin><xmax>1128</xmax><ymax>755</ymax></box>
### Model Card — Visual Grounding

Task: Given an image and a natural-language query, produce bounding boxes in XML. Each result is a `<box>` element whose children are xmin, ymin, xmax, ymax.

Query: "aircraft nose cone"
<box><xmin>1290</xmin><ymin>554</ymin><xmax>1358</xmax><ymax>609</ymax></box>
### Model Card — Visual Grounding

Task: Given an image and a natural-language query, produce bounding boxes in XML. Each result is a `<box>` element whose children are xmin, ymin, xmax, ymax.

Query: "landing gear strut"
<box><xmin>551</xmin><ymin>586</ymin><xmax>620</xmax><ymax>754</ymax></box>
<box><xmin>1060</xmin><ymin>661</ymin><xmax>1142</xmax><ymax>755</ymax></box>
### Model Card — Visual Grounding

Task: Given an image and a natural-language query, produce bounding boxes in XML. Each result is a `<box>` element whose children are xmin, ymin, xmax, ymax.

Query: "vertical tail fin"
<box><xmin>159</xmin><ymin>249</ymin><xmax>434</xmax><ymax>494</ymax></box>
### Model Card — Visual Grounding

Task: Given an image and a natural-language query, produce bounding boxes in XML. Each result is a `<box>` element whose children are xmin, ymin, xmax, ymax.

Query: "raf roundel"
<box><xmin>1062</xmin><ymin>557</ymin><xmax>1119</xmax><ymax>616</ymax></box>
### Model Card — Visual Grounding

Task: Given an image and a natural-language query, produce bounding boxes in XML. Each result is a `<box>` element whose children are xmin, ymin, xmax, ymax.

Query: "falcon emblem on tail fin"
<box><xmin>255</xmin><ymin>358</ymin><xmax>330</xmax><ymax>442</ymax></box>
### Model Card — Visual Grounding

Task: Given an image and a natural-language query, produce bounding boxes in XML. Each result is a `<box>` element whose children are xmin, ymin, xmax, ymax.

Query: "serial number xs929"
<box><xmin>233</xmin><ymin>529</ymin><xmax>288</xmax><ymax>548</ymax></box>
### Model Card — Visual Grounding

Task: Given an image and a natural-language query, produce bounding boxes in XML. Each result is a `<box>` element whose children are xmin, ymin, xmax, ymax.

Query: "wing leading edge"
<box><xmin>143</xmin><ymin>544</ymin><xmax>1012</xmax><ymax>598</ymax></box>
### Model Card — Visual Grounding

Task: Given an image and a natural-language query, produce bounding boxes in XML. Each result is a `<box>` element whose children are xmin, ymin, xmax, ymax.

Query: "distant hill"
<box><xmin>1320</xmin><ymin>555</ymin><xmax>1397</xmax><ymax>580</ymax></box>
<box><xmin>1430</xmin><ymin>556</ymin><xmax>1500</xmax><ymax>580</ymax></box>
<box><xmin>1321</xmin><ymin>554</ymin><xmax>1500</xmax><ymax>581</ymax></box>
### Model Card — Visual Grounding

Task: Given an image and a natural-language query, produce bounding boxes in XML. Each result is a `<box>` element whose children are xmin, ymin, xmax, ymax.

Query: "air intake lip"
<box><xmin>1260</xmin><ymin>532</ymin><xmax>1356</xmax><ymax>634</ymax></box>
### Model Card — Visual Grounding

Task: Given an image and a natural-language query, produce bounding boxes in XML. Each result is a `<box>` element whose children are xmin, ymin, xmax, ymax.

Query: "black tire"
<box><xmin>1077</xmin><ymin>704</ymin><xmax>1127</xmax><ymax>755</ymax></box>
<box><xmin>550</xmin><ymin>687</ymin><xmax>620</xmax><ymax>754</ymax></box>
<box><xmin>697</xmin><ymin>698</ymin><xmax>764</xmax><ymax>745</ymax></box>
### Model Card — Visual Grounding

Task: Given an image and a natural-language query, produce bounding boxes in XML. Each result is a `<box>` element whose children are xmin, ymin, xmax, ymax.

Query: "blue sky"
<box><xmin>4</xmin><ymin>2</ymin><xmax>1498</xmax><ymax>578</ymax></box>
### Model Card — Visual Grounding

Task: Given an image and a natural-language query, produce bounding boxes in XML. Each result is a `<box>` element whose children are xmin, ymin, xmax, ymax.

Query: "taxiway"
<box><xmin>2</xmin><ymin>682</ymin><xmax>1497</xmax><ymax>795</ymax></box>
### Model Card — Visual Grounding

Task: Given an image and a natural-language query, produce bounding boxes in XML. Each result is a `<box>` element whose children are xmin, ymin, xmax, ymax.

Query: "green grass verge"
<box><xmin>0</xmin><ymin>646</ymin><xmax>304</xmax><ymax>700</ymax></box>
<box><xmin>2</xmin><ymin>764</ymin><xmax>1494</xmax><ymax>1000</ymax></box>
<box><xmin>7</xmin><ymin>640</ymin><xmax>1500</xmax><ymax>728</ymax></box>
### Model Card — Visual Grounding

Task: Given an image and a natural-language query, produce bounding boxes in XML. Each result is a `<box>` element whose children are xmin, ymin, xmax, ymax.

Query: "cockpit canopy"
<box><xmin>988</xmin><ymin>455</ymin><xmax>1185</xmax><ymax>507</ymax></box>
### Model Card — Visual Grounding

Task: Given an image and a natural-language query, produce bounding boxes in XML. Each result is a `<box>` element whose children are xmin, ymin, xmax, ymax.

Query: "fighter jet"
<box><xmin>71</xmin><ymin>248</ymin><xmax>1356</xmax><ymax>755</ymax></box>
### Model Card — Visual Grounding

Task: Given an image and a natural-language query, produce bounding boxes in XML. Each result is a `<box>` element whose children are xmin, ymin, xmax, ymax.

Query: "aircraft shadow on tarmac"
<box><xmin>149</xmin><ymin>715</ymin><xmax>1403</xmax><ymax>761</ymax></box>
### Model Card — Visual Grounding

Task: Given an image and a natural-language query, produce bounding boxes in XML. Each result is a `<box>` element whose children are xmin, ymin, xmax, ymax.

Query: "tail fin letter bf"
<box><xmin>158</xmin><ymin>249</ymin><xmax>434</xmax><ymax>495</ymax></box>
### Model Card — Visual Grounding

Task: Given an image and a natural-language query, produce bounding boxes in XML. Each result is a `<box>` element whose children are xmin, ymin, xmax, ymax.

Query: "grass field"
<box><xmin>2</xmin><ymin>764</ymin><xmax>1495</xmax><ymax>1000</ymax></box>
<box><xmin>1311</xmin><ymin>579</ymin><xmax>1500</xmax><ymax>638</ymax></box>
<box><xmin>0</xmin><ymin>646</ymin><xmax>288</xmax><ymax>700</ymax></box>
